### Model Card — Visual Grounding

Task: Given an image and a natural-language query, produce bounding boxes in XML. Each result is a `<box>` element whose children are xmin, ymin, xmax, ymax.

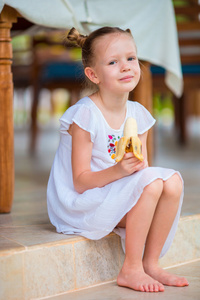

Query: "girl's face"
<box><xmin>86</xmin><ymin>33</ymin><xmax>141</xmax><ymax>95</ymax></box>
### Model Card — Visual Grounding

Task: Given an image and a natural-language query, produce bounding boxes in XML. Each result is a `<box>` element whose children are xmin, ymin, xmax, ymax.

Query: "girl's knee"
<box><xmin>144</xmin><ymin>179</ymin><xmax>163</xmax><ymax>199</ymax></box>
<box><xmin>164</xmin><ymin>174</ymin><xmax>183</xmax><ymax>198</ymax></box>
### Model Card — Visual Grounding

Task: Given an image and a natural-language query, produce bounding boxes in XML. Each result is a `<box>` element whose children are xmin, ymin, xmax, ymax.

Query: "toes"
<box><xmin>149</xmin><ymin>284</ymin><xmax>154</xmax><ymax>292</ymax></box>
<box><xmin>139</xmin><ymin>285</ymin><xmax>145</xmax><ymax>292</ymax></box>
<box><xmin>182</xmin><ymin>277</ymin><xmax>189</xmax><ymax>286</ymax></box>
<box><xmin>144</xmin><ymin>284</ymin><xmax>150</xmax><ymax>292</ymax></box>
<box><xmin>139</xmin><ymin>281</ymin><xmax>164</xmax><ymax>292</ymax></box>
<box><xmin>158</xmin><ymin>283</ymin><xmax>165</xmax><ymax>292</ymax></box>
<box><xmin>154</xmin><ymin>284</ymin><xmax>159</xmax><ymax>292</ymax></box>
<box><xmin>177</xmin><ymin>277</ymin><xmax>189</xmax><ymax>287</ymax></box>
<box><xmin>175</xmin><ymin>277</ymin><xmax>189</xmax><ymax>287</ymax></box>
<box><xmin>177</xmin><ymin>280</ymin><xmax>183</xmax><ymax>286</ymax></box>
<box><xmin>185</xmin><ymin>279</ymin><xmax>189</xmax><ymax>286</ymax></box>
<box><xmin>154</xmin><ymin>283</ymin><xmax>164</xmax><ymax>292</ymax></box>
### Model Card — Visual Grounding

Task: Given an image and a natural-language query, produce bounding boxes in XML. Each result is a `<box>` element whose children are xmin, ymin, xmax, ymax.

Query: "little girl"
<box><xmin>47</xmin><ymin>26</ymin><xmax>189</xmax><ymax>292</ymax></box>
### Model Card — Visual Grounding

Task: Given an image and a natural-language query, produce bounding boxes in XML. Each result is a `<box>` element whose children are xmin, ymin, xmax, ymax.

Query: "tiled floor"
<box><xmin>47</xmin><ymin>259</ymin><xmax>200</xmax><ymax>300</ymax></box>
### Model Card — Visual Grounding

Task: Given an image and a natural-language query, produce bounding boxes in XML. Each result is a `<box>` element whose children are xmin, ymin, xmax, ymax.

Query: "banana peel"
<box><xmin>115</xmin><ymin>117</ymin><xmax>144</xmax><ymax>162</ymax></box>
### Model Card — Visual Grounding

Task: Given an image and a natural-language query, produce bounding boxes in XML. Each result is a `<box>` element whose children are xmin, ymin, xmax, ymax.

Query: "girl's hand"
<box><xmin>116</xmin><ymin>152</ymin><xmax>148</xmax><ymax>177</ymax></box>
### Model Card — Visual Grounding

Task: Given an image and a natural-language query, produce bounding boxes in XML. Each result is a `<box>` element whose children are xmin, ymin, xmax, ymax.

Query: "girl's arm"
<box><xmin>71</xmin><ymin>123</ymin><xmax>122</xmax><ymax>193</ymax></box>
<box><xmin>71</xmin><ymin>123</ymin><xmax>147</xmax><ymax>193</ymax></box>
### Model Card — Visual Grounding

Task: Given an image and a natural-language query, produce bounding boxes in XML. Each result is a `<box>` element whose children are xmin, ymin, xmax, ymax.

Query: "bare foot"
<box><xmin>144</xmin><ymin>265</ymin><xmax>189</xmax><ymax>287</ymax></box>
<box><xmin>117</xmin><ymin>267</ymin><xmax>164</xmax><ymax>292</ymax></box>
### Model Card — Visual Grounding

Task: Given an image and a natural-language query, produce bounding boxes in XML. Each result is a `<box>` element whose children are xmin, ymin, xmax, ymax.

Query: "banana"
<box><xmin>115</xmin><ymin>117</ymin><xmax>144</xmax><ymax>162</ymax></box>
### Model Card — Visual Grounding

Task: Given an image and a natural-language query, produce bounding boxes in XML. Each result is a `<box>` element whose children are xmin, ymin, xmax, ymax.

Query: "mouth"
<box><xmin>119</xmin><ymin>75</ymin><xmax>134</xmax><ymax>82</ymax></box>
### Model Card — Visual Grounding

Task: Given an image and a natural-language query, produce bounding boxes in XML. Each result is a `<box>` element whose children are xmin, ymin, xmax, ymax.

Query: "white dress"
<box><xmin>47</xmin><ymin>96</ymin><xmax>183</xmax><ymax>257</ymax></box>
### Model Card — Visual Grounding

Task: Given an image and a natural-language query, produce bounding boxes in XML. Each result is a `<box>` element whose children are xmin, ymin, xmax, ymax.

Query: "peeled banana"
<box><xmin>115</xmin><ymin>117</ymin><xmax>144</xmax><ymax>162</ymax></box>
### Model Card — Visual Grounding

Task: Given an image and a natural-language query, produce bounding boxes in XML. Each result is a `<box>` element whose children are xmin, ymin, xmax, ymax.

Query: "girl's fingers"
<box><xmin>123</xmin><ymin>152</ymin><xmax>138</xmax><ymax>161</ymax></box>
<box><xmin>123</xmin><ymin>152</ymin><xmax>134</xmax><ymax>158</ymax></box>
<box><xmin>120</xmin><ymin>153</ymin><xmax>147</xmax><ymax>175</ymax></box>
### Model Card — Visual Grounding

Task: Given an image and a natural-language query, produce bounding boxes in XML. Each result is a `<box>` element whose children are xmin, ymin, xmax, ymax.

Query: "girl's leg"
<box><xmin>117</xmin><ymin>179</ymin><xmax>165</xmax><ymax>292</ymax></box>
<box><xmin>142</xmin><ymin>174</ymin><xmax>189</xmax><ymax>287</ymax></box>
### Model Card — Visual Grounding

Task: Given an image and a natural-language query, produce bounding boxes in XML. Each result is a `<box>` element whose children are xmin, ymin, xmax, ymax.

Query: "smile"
<box><xmin>119</xmin><ymin>76</ymin><xmax>134</xmax><ymax>82</ymax></box>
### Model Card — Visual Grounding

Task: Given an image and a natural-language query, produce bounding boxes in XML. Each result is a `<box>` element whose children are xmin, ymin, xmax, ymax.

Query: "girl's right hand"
<box><xmin>116</xmin><ymin>152</ymin><xmax>147</xmax><ymax>177</ymax></box>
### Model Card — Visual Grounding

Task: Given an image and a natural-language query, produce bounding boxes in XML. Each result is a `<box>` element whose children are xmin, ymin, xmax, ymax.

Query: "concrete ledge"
<box><xmin>160</xmin><ymin>214</ymin><xmax>200</xmax><ymax>268</ymax></box>
<box><xmin>0</xmin><ymin>215</ymin><xmax>200</xmax><ymax>299</ymax></box>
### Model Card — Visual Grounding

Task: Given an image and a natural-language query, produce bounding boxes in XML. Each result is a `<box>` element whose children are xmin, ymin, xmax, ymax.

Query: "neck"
<box><xmin>96</xmin><ymin>90</ymin><xmax>129</xmax><ymax>112</ymax></box>
<box><xmin>90</xmin><ymin>89</ymin><xmax>129</xmax><ymax>130</ymax></box>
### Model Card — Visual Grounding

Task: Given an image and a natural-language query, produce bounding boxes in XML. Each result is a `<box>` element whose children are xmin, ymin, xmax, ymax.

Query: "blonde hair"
<box><xmin>67</xmin><ymin>26</ymin><xmax>134</xmax><ymax>68</ymax></box>
<box><xmin>67</xmin><ymin>27</ymin><xmax>87</xmax><ymax>48</ymax></box>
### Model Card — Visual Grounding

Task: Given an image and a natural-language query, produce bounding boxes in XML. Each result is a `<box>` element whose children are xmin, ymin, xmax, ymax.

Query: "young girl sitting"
<box><xmin>47</xmin><ymin>26</ymin><xmax>189</xmax><ymax>292</ymax></box>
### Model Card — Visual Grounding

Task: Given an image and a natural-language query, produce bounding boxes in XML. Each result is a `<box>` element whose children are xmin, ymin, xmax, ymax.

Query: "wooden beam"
<box><xmin>177</xmin><ymin>21</ymin><xmax>200</xmax><ymax>31</ymax></box>
<box><xmin>0</xmin><ymin>5</ymin><xmax>17</xmax><ymax>213</ymax></box>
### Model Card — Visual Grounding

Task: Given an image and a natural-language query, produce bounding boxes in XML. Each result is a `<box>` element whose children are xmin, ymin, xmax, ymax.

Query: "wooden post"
<box><xmin>0</xmin><ymin>6</ymin><xmax>17</xmax><ymax>213</ymax></box>
<box><xmin>132</xmin><ymin>61</ymin><xmax>154</xmax><ymax>165</ymax></box>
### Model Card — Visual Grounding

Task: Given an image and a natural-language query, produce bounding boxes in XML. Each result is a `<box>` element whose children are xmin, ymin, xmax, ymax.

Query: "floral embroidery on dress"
<box><xmin>107</xmin><ymin>134</ymin><xmax>121</xmax><ymax>159</ymax></box>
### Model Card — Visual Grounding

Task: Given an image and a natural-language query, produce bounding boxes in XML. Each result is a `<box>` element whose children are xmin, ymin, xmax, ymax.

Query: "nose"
<box><xmin>121</xmin><ymin>61</ymin><xmax>131</xmax><ymax>72</ymax></box>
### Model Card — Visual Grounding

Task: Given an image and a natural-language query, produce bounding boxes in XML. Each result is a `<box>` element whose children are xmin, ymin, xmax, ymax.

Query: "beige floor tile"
<box><xmin>167</xmin><ymin>260</ymin><xmax>200</xmax><ymax>278</ymax></box>
<box><xmin>0</xmin><ymin>253</ymin><xmax>24</xmax><ymax>300</ymax></box>
<box><xmin>0</xmin><ymin>224</ymin><xmax>84</xmax><ymax>248</ymax></box>
<box><xmin>194</xmin><ymin>217</ymin><xmax>200</xmax><ymax>257</ymax></box>
<box><xmin>24</xmin><ymin>244</ymin><xmax>75</xmax><ymax>299</ymax></box>
<box><xmin>46</xmin><ymin>261</ymin><xmax>200</xmax><ymax>300</ymax></box>
<box><xmin>160</xmin><ymin>216</ymin><xmax>200</xmax><ymax>268</ymax></box>
<box><xmin>45</xmin><ymin>279</ymin><xmax>200</xmax><ymax>300</ymax></box>
<box><xmin>0</xmin><ymin>212</ymin><xmax>49</xmax><ymax>227</ymax></box>
<box><xmin>0</xmin><ymin>236</ymin><xmax>24</xmax><ymax>255</ymax></box>
<box><xmin>74</xmin><ymin>235</ymin><xmax>120</xmax><ymax>289</ymax></box>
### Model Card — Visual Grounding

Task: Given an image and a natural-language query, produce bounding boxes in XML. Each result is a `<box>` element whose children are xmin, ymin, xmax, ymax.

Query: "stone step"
<box><xmin>46</xmin><ymin>259</ymin><xmax>200</xmax><ymax>300</ymax></box>
<box><xmin>0</xmin><ymin>214</ymin><xmax>200</xmax><ymax>300</ymax></box>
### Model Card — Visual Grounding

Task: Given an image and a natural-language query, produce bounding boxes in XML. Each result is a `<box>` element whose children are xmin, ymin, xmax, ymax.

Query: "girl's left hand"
<box><xmin>116</xmin><ymin>152</ymin><xmax>148</xmax><ymax>177</ymax></box>
<box><xmin>137</xmin><ymin>157</ymin><xmax>148</xmax><ymax>171</ymax></box>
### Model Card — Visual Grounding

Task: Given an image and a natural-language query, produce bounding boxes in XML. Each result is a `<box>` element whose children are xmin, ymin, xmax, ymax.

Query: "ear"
<box><xmin>84</xmin><ymin>67</ymin><xmax>100</xmax><ymax>84</ymax></box>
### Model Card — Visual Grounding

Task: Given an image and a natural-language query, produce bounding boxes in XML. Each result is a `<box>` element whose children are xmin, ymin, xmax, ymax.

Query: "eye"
<box><xmin>128</xmin><ymin>57</ymin><xmax>135</xmax><ymax>61</ymax></box>
<box><xmin>109</xmin><ymin>61</ymin><xmax>117</xmax><ymax>65</ymax></box>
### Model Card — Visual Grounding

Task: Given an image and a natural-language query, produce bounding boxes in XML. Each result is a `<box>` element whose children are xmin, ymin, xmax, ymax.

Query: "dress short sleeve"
<box><xmin>129</xmin><ymin>101</ymin><xmax>156</xmax><ymax>134</ymax></box>
<box><xmin>59</xmin><ymin>103</ymin><xmax>96</xmax><ymax>143</ymax></box>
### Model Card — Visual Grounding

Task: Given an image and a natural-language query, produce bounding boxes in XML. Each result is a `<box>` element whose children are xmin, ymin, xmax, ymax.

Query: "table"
<box><xmin>0</xmin><ymin>0</ymin><xmax>182</xmax><ymax>212</ymax></box>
